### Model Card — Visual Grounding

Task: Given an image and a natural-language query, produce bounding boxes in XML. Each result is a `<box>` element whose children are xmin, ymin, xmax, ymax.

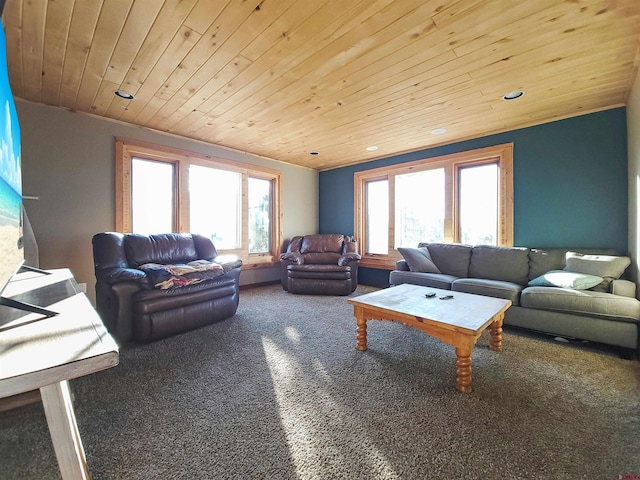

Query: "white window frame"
<box><xmin>115</xmin><ymin>138</ymin><xmax>282</xmax><ymax>268</ymax></box>
<box><xmin>354</xmin><ymin>143</ymin><xmax>514</xmax><ymax>270</ymax></box>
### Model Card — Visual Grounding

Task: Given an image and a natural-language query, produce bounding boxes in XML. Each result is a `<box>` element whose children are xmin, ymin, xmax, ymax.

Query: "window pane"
<box><xmin>366</xmin><ymin>180</ymin><xmax>388</xmax><ymax>254</ymax></box>
<box><xmin>132</xmin><ymin>158</ymin><xmax>174</xmax><ymax>234</ymax></box>
<box><xmin>248</xmin><ymin>177</ymin><xmax>271</xmax><ymax>254</ymax></box>
<box><xmin>189</xmin><ymin>165</ymin><xmax>241</xmax><ymax>249</ymax></box>
<box><xmin>395</xmin><ymin>169</ymin><xmax>445</xmax><ymax>247</ymax></box>
<box><xmin>459</xmin><ymin>163</ymin><xmax>498</xmax><ymax>245</ymax></box>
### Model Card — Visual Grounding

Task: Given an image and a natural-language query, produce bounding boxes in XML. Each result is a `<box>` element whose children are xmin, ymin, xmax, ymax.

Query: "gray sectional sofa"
<box><xmin>389</xmin><ymin>243</ymin><xmax>639</xmax><ymax>356</ymax></box>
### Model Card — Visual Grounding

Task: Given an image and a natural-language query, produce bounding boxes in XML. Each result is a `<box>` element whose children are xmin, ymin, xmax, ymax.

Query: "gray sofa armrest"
<box><xmin>395</xmin><ymin>259</ymin><xmax>410</xmax><ymax>271</ymax></box>
<box><xmin>611</xmin><ymin>279</ymin><xmax>636</xmax><ymax>298</ymax></box>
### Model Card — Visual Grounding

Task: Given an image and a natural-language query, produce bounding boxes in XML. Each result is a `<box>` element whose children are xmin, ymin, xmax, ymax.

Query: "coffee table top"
<box><xmin>348</xmin><ymin>284</ymin><xmax>511</xmax><ymax>335</ymax></box>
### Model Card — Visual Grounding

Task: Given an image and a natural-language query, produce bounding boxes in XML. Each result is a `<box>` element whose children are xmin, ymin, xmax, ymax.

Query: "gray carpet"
<box><xmin>1</xmin><ymin>284</ymin><xmax>639</xmax><ymax>479</ymax></box>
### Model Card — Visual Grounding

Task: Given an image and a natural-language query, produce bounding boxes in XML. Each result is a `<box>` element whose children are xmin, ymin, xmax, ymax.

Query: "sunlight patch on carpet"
<box><xmin>261</xmin><ymin>336</ymin><xmax>401</xmax><ymax>479</ymax></box>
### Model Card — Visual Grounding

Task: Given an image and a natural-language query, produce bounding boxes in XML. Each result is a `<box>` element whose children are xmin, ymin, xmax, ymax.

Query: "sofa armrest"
<box><xmin>98</xmin><ymin>267</ymin><xmax>148</xmax><ymax>286</ymax></box>
<box><xmin>280</xmin><ymin>252</ymin><xmax>304</xmax><ymax>264</ymax></box>
<box><xmin>395</xmin><ymin>260</ymin><xmax>410</xmax><ymax>271</ymax></box>
<box><xmin>611</xmin><ymin>279</ymin><xmax>636</xmax><ymax>298</ymax></box>
<box><xmin>214</xmin><ymin>255</ymin><xmax>243</xmax><ymax>272</ymax></box>
<box><xmin>338</xmin><ymin>253</ymin><xmax>361</xmax><ymax>266</ymax></box>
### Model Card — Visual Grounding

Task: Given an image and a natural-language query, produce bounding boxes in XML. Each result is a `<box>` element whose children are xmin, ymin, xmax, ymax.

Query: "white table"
<box><xmin>0</xmin><ymin>268</ymin><xmax>119</xmax><ymax>479</ymax></box>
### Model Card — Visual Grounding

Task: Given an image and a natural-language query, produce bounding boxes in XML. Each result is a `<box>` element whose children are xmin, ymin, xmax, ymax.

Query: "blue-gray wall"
<box><xmin>319</xmin><ymin>108</ymin><xmax>628</xmax><ymax>285</ymax></box>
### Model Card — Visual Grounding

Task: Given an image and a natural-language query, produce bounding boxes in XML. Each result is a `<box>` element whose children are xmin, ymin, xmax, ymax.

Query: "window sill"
<box><xmin>359</xmin><ymin>257</ymin><xmax>397</xmax><ymax>270</ymax></box>
<box><xmin>241</xmin><ymin>259</ymin><xmax>280</xmax><ymax>270</ymax></box>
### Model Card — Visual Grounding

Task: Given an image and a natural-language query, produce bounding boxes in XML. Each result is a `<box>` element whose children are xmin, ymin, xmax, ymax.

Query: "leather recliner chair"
<box><xmin>280</xmin><ymin>234</ymin><xmax>361</xmax><ymax>295</ymax></box>
<box><xmin>92</xmin><ymin>232</ymin><xmax>242</xmax><ymax>342</ymax></box>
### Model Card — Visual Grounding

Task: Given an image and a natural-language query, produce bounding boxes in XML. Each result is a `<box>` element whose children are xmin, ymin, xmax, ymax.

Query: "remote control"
<box><xmin>425</xmin><ymin>292</ymin><xmax>436</xmax><ymax>298</ymax></box>
<box><xmin>439</xmin><ymin>295</ymin><xmax>454</xmax><ymax>300</ymax></box>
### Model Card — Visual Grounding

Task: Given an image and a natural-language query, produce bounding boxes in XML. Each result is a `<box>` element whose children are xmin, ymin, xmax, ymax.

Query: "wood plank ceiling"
<box><xmin>2</xmin><ymin>0</ymin><xmax>639</xmax><ymax>170</ymax></box>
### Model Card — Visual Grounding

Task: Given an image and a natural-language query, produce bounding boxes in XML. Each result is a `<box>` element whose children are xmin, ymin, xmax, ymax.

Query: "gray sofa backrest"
<box><xmin>469</xmin><ymin>245</ymin><xmax>530</xmax><ymax>285</ymax></box>
<box><xmin>418</xmin><ymin>242</ymin><xmax>472</xmax><ymax>277</ymax></box>
<box><xmin>528</xmin><ymin>248</ymin><xmax>619</xmax><ymax>280</ymax></box>
<box><xmin>414</xmin><ymin>243</ymin><xmax>623</xmax><ymax>286</ymax></box>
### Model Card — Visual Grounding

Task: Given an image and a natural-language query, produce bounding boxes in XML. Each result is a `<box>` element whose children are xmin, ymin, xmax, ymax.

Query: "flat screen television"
<box><xmin>0</xmin><ymin>21</ymin><xmax>23</xmax><ymax>297</ymax></box>
<box><xmin>0</xmin><ymin>20</ymin><xmax>56</xmax><ymax>317</ymax></box>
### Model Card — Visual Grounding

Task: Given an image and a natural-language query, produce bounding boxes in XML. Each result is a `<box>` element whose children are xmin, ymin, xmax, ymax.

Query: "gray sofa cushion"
<box><xmin>452</xmin><ymin>278</ymin><xmax>522</xmax><ymax>306</ymax></box>
<box><xmin>418</xmin><ymin>242</ymin><xmax>472</xmax><ymax>278</ymax></box>
<box><xmin>468</xmin><ymin>245</ymin><xmax>530</xmax><ymax>285</ymax></box>
<box><xmin>389</xmin><ymin>270</ymin><xmax>457</xmax><ymax>290</ymax></box>
<box><xmin>521</xmin><ymin>286</ymin><xmax>640</xmax><ymax>322</ymax></box>
<box><xmin>528</xmin><ymin>248</ymin><xmax>620</xmax><ymax>280</ymax></box>
<box><xmin>528</xmin><ymin>270</ymin><xmax>604</xmax><ymax>290</ymax></box>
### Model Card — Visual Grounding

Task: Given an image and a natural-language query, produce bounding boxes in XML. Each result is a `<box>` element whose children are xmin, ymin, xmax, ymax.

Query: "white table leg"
<box><xmin>40</xmin><ymin>380</ymin><xmax>90</xmax><ymax>480</ymax></box>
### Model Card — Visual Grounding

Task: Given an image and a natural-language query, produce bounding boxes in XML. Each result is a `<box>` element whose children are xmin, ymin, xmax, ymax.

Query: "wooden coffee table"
<box><xmin>348</xmin><ymin>283</ymin><xmax>511</xmax><ymax>393</ymax></box>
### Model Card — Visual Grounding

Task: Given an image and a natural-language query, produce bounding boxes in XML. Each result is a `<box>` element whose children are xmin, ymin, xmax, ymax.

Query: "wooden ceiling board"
<box><xmin>41</xmin><ymin>0</ymin><xmax>73</xmax><ymax>105</ymax></box>
<box><xmin>57</xmin><ymin>0</ymin><xmax>104</xmax><ymax>107</ymax></box>
<box><xmin>75</xmin><ymin>0</ymin><xmax>134</xmax><ymax>112</ymax></box>
<box><xmin>3</xmin><ymin>0</ymin><xmax>639</xmax><ymax>170</ymax></box>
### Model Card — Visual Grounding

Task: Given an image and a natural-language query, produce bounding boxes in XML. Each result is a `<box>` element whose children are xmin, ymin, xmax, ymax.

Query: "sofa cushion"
<box><xmin>528</xmin><ymin>248</ymin><xmax>620</xmax><ymax>281</ymax></box>
<box><xmin>564</xmin><ymin>252</ymin><xmax>630</xmax><ymax>293</ymax></box>
<box><xmin>468</xmin><ymin>245</ymin><xmax>530</xmax><ymax>285</ymax></box>
<box><xmin>397</xmin><ymin>247</ymin><xmax>441</xmax><ymax>273</ymax></box>
<box><xmin>300</xmin><ymin>234</ymin><xmax>344</xmax><ymax>254</ymax></box>
<box><xmin>528</xmin><ymin>270</ymin><xmax>604</xmax><ymax>290</ymax></box>
<box><xmin>302</xmin><ymin>252</ymin><xmax>342</xmax><ymax>264</ymax></box>
<box><xmin>452</xmin><ymin>278</ymin><xmax>522</xmax><ymax>306</ymax></box>
<box><xmin>418</xmin><ymin>243</ymin><xmax>472</xmax><ymax>278</ymax></box>
<box><xmin>287</xmin><ymin>264</ymin><xmax>351</xmax><ymax>280</ymax></box>
<box><xmin>388</xmin><ymin>270</ymin><xmax>457</xmax><ymax>290</ymax></box>
<box><xmin>124</xmin><ymin>233</ymin><xmax>199</xmax><ymax>267</ymax></box>
<box><xmin>520</xmin><ymin>286</ymin><xmax>640</xmax><ymax>322</ymax></box>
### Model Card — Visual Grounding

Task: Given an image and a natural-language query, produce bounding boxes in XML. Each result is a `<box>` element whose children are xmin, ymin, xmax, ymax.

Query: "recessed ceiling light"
<box><xmin>503</xmin><ymin>90</ymin><xmax>524</xmax><ymax>100</ymax></box>
<box><xmin>114</xmin><ymin>90</ymin><xmax>134</xmax><ymax>100</ymax></box>
<box><xmin>366</xmin><ymin>146</ymin><xmax>378</xmax><ymax>151</ymax></box>
<box><xmin>430</xmin><ymin>128</ymin><xmax>446</xmax><ymax>135</ymax></box>
<box><xmin>309</xmin><ymin>151</ymin><xmax>319</xmax><ymax>155</ymax></box>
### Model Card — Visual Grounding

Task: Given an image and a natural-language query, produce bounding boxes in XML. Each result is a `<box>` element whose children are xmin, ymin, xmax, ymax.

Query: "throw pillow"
<box><xmin>564</xmin><ymin>252</ymin><xmax>630</xmax><ymax>292</ymax></box>
<box><xmin>528</xmin><ymin>270</ymin><xmax>604</xmax><ymax>290</ymax></box>
<box><xmin>397</xmin><ymin>247</ymin><xmax>441</xmax><ymax>273</ymax></box>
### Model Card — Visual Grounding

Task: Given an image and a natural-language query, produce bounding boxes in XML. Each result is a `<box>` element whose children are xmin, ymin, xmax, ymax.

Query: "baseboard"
<box><xmin>240</xmin><ymin>280</ymin><xmax>280</xmax><ymax>290</ymax></box>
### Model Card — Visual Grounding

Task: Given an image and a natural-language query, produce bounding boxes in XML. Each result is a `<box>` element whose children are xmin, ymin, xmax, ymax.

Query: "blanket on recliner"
<box><xmin>139</xmin><ymin>260</ymin><xmax>225</xmax><ymax>289</ymax></box>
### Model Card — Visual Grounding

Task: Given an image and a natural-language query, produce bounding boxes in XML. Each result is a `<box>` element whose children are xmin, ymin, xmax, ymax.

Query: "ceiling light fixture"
<box><xmin>430</xmin><ymin>128</ymin><xmax>446</xmax><ymax>135</ymax></box>
<box><xmin>114</xmin><ymin>90</ymin><xmax>134</xmax><ymax>100</ymax></box>
<box><xmin>366</xmin><ymin>146</ymin><xmax>378</xmax><ymax>151</ymax></box>
<box><xmin>503</xmin><ymin>90</ymin><xmax>524</xmax><ymax>101</ymax></box>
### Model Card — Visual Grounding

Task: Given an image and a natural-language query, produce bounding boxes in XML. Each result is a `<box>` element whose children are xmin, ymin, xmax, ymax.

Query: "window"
<box><xmin>116</xmin><ymin>139</ymin><xmax>282</xmax><ymax>267</ymax></box>
<box><xmin>131</xmin><ymin>158</ymin><xmax>175</xmax><ymax>234</ymax></box>
<box><xmin>354</xmin><ymin>144</ymin><xmax>513</xmax><ymax>269</ymax></box>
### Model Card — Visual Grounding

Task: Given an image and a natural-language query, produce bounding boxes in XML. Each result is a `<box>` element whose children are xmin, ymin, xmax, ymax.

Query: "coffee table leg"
<box><xmin>455</xmin><ymin>347</ymin><xmax>472</xmax><ymax>393</ymax></box>
<box><xmin>356</xmin><ymin>315</ymin><xmax>368</xmax><ymax>351</ymax></box>
<box><xmin>489</xmin><ymin>314</ymin><xmax>504</xmax><ymax>352</ymax></box>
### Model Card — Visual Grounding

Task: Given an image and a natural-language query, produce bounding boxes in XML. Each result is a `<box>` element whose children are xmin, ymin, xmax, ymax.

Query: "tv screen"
<box><xmin>0</xmin><ymin>22</ymin><xmax>24</xmax><ymax>297</ymax></box>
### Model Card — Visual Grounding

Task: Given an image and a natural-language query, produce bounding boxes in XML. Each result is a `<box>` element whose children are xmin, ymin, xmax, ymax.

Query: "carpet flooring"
<box><xmin>1</xmin><ymin>284</ymin><xmax>639</xmax><ymax>479</ymax></box>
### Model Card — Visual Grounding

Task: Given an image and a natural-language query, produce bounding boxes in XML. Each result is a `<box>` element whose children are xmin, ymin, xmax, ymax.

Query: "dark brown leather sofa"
<box><xmin>280</xmin><ymin>234</ymin><xmax>361</xmax><ymax>295</ymax></box>
<box><xmin>92</xmin><ymin>232</ymin><xmax>242</xmax><ymax>342</ymax></box>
